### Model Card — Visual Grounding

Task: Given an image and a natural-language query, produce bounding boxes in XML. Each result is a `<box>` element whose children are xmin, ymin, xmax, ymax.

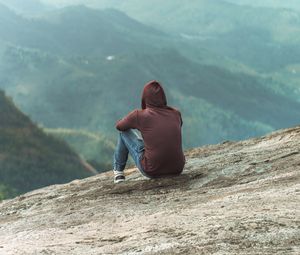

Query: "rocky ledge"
<box><xmin>0</xmin><ymin>126</ymin><xmax>300</xmax><ymax>254</ymax></box>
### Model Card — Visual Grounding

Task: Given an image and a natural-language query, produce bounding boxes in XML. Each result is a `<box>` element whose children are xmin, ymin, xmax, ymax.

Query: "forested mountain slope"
<box><xmin>49</xmin><ymin>0</ymin><xmax>300</xmax><ymax>71</ymax></box>
<box><xmin>0</xmin><ymin>90</ymin><xmax>90</xmax><ymax>200</ymax></box>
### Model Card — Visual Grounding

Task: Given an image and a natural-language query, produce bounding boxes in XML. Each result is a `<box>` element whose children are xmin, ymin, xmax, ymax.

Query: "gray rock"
<box><xmin>0</xmin><ymin>126</ymin><xmax>300</xmax><ymax>254</ymax></box>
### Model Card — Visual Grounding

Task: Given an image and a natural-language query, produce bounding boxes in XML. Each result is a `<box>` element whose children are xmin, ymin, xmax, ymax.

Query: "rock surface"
<box><xmin>0</xmin><ymin>126</ymin><xmax>300</xmax><ymax>255</ymax></box>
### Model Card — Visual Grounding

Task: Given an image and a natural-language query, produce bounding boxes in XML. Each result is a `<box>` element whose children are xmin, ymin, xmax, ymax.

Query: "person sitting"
<box><xmin>113</xmin><ymin>80</ymin><xmax>185</xmax><ymax>183</ymax></box>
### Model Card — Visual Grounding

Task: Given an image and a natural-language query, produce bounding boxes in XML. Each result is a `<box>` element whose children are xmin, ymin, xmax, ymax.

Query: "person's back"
<box><xmin>137</xmin><ymin>103</ymin><xmax>185</xmax><ymax>177</ymax></box>
<box><xmin>114</xmin><ymin>80</ymin><xmax>185</xmax><ymax>181</ymax></box>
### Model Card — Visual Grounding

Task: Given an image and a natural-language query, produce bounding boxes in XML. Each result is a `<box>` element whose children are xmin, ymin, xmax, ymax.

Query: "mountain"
<box><xmin>0</xmin><ymin>90</ymin><xmax>91</xmax><ymax>200</ymax></box>
<box><xmin>48</xmin><ymin>0</ymin><xmax>300</xmax><ymax>72</ymax></box>
<box><xmin>1</xmin><ymin>5</ymin><xmax>300</xmax><ymax>150</ymax></box>
<box><xmin>0</xmin><ymin>125</ymin><xmax>299</xmax><ymax>254</ymax></box>
<box><xmin>0</xmin><ymin>4</ymin><xmax>164</xmax><ymax>56</ymax></box>
<box><xmin>44</xmin><ymin>128</ymin><xmax>117</xmax><ymax>171</ymax></box>
<box><xmin>224</xmin><ymin>0</ymin><xmax>300</xmax><ymax>10</ymax></box>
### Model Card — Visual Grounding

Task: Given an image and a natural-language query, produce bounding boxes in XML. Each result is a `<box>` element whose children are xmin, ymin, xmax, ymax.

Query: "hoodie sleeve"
<box><xmin>173</xmin><ymin>107</ymin><xmax>183</xmax><ymax>127</ymax></box>
<box><xmin>115</xmin><ymin>110</ymin><xmax>139</xmax><ymax>131</ymax></box>
<box><xmin>179</xmin><ymin>111</ymin><xmax>183</xmax><ymax>127</ymax></box>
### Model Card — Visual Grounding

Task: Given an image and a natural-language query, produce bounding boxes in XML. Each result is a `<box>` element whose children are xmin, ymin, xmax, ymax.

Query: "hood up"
<box><xmin>141</xmin><ymin>80</ymin><xmax>168</xmax><ymax>109</ymax></box>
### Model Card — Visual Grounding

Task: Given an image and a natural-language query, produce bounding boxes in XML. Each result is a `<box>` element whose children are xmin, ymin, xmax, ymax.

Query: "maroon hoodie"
<box><xmin>115</xmin><ymin>80</ymin><xmax>186</xmax><ymax>177</ymax></box>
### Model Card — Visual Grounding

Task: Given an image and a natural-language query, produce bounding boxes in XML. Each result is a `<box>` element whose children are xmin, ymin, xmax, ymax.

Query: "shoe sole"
<box><xmin>114</xmin><ymin>179</ymin><xmax>125</xmax><ymax>184</ymax></box>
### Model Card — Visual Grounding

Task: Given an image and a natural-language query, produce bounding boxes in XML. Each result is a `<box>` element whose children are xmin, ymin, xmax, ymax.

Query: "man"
<box><xmin>113</xmin><ymin>80</ymin><xmax>185</xmax><ymax>183</ymax></box>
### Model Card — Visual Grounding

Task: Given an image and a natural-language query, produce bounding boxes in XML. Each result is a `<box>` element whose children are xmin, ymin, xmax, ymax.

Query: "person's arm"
<box><xmin>115</xmin><ymin>110</ymin><xmax>139</xmax><ymax>131</ymax></box>
<box><xmin>179</xmin><ymin>111</ymin><xmax>183</xmax><ymax>127</ymax></box>
<box><xmin>169</xmin><ymin>106</ymin><xmax>183</xmax><ymax>127</ymax></box>
<box><xmin>177</xmin><ymin>110</ymin><xmax>183</xmax><ymax>127</ymax></box>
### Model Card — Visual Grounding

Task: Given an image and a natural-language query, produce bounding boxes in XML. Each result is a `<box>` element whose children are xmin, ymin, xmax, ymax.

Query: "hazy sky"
<box><xmin>2</xmin><ymin>0</ymin><xmax>300</xmax><ymax>15</ymax></box>
<box><xmin>40</xmin><ymin>0</ymin><xmax>300</xmax><ymax>10</ymax></box>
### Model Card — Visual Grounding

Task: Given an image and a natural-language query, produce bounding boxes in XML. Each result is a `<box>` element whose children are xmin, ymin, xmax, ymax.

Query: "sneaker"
<box><xmin>113</xmin><ymin>170</ymin><xmax>125</xmax><ymax>184</ymax></box>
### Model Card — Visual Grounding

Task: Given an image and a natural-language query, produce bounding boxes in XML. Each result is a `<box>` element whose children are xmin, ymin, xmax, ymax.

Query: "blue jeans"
<box><xmin>113</xmin><ymin>129</ymin><xmax>152</xmax><ymax>178</ymax></box>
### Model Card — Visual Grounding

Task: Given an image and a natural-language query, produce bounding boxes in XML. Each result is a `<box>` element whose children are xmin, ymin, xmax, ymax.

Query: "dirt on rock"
<box><xmin>0</xmin><ymin>126</ymin><xmax>300</xmax><ymax>254</ymax></box>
